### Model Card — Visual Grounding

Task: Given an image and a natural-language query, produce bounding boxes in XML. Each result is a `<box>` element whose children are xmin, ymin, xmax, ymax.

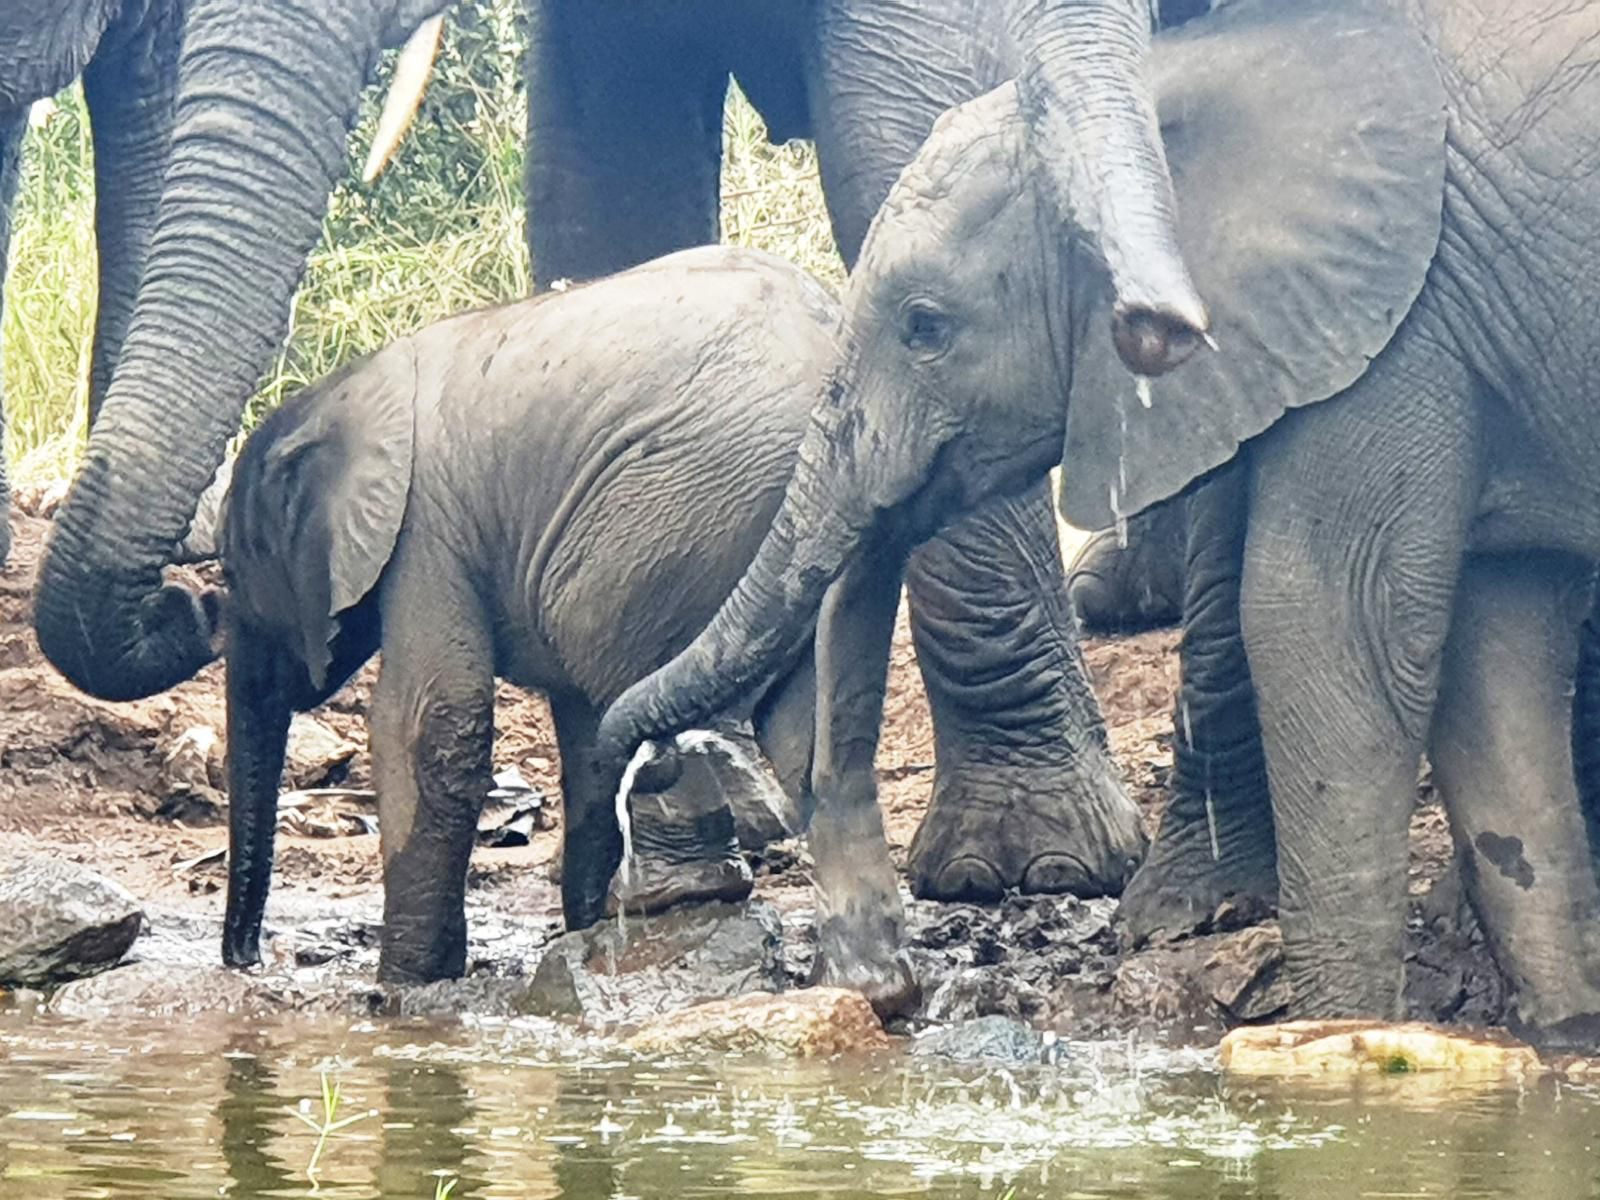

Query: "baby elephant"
<box><xmin>220</xmin><ymin>245</ymin><xmax>844</xmax><ymax>985</ymax></box>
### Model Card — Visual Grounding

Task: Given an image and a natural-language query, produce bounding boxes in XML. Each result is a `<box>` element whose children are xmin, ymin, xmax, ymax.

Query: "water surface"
<box><xmin>1</xmin><ymin>1009</ymin><xmax>1595</xmax><ymax>1198</ymax></box>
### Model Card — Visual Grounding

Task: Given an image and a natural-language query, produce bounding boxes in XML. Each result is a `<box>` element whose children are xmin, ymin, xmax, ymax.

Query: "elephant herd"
<box><xmin>7</xmin><ymin>0</ymin><xmax>1600</xmax><ymax>1046</ymax></box>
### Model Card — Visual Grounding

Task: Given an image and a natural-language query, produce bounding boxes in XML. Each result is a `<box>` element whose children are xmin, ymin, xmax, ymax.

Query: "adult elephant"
<box><xmin>33</xmin><ymin>0</ymin><xmax>1207</xmax><ymax>903</ymax></box>
<box><xmin>597</xmin><ymin>0</ymin><xmax>1600</xmax><ymax>1036</ymax></box>
<box><xmin>0</xmin><ymin>0</ymin><xmax>186</xmax><ymax>566</ymax></box>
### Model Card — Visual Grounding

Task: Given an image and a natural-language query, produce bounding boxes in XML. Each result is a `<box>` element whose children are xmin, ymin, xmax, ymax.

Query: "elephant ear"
<box><xmin>1058</xmin><ymin>0</ymin><xmax>1447</xmax><ymax>530</ymax></box>
<box><xmin>222</xmin><ymin>346</ymin><xmax>417</xmax><ymax>690</ymax></box>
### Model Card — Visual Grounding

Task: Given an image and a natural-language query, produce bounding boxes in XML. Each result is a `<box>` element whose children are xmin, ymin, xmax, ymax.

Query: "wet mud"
<box><xmin>0</xmin><ymin>510</ymin><xmax>1506</xmax><ymax>1040</ymax></box>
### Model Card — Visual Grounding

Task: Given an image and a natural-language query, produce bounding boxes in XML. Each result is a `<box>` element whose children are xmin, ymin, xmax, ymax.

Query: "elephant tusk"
<box><xmin>361</xmin><ymin>14</ymin><xmax>445</xmax><ymax>184</ymax></box>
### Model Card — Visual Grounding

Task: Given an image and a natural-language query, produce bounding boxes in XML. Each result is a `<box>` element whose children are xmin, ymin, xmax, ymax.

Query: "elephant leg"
<box><xmin>1241</xmin><ymin>362</ymin><xmax>1478</xmax><ymax>1019</ymax></box>
<box><xmin>524</xmin><ymin>2</ymin><xmax>726</xmax><ymax>286</ymax></box>
<box><xmin>0</xmin><ymin>106</ymin><xmax>24</xmax><ymax>566</ymax></box>
<box><xmin>809</xmin><ymin>553</ymin><xmax>918</xmax><ymax>1017</ymax></box>
<box><xmin>1065</xmin><ymin>498</ymin><xmax>1189</xmax><ymax>633</ymax></box>
<box><xmin>82</xmin><ymin>0</ymin><xmax>183</xmax><ymax>423</ymax></box>
<box><xmin>562</xmin><ymin>660</ymin><xmax>818</xmax><ymax>916</ymax></box>
<box><xmin>1430</xmin><ymin>552</ymin><xmax>1600</xmax><ymax>1038</ymax></box>
<box><xmin>604</xmin><ymin>719</ymin><xmax>756</xmax><ymax>917</ymax></box>
<box><xmin>905</xmin><ymin>482</ymin><xmax>1147</xmax><ymax>901</ymax></box>
<box><xmin>1118</xmin><ymin>462</ymin><xmax>1278</xmax><ymax>946</ymax></box>
<box><xmin>369</xmin><ymin>563</ymin><xmax>495</xmax><ymax>984</ymax></box>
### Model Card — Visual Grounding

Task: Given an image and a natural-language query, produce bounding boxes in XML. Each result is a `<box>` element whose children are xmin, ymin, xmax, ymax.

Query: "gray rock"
<box><xmin>0</xmin><ymin>857</ymin><xmax>144</xmax><ymax>986</ymax></box>
<box><xmin>49</xmin><ymin>961</ymin><xmax>270</xmax><ymax>1018</ymax></box>
<box><xmin>522</xmin><ymin>901</ymin><xmax>786</xmax><ymax>1027</ymax></box>
<box><xmin>911</xmin><ymin>1015</ymin><xmax>1062</xmax><ymax>1065</ymax></box>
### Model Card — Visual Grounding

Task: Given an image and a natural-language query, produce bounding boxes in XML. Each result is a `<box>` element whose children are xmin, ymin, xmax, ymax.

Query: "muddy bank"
<box><xmin>0</xmin><ymin>511</ymin><xmax>1504</xmax><ymax>1038</ymax></box>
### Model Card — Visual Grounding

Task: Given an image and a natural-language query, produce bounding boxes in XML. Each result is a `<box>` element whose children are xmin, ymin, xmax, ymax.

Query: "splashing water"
<box><xmin>614</xmin><ymin>740</ymin><xmax>659</xmax><ymax>892</ymax></box>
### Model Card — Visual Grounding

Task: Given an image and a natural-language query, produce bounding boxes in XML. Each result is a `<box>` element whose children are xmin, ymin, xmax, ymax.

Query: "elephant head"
<box><xmin>596</xmin><ymin>0</ymin><xmax>1449</xmax><ymax>777</ymax></box>
<box><xmin>218</xmin><ymin>344</ymin><xmax>413</xmax><ymax>966</ymax></box>
<box><xmin>33</xmin><ymin>0</ymin><xmax>446</xmax><ymax>701</ymax></box>
<box><xmin>35</xmin><ymin>0</ymin><xmax>1206</xmax><ymax>702</ymax></box>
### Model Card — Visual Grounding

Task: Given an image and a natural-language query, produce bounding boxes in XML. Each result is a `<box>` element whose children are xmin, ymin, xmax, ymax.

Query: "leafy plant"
<box><xmin>291</xmin><ymin>1071</ymin><xmax>377</xmax><ymax>1189</ymax></box>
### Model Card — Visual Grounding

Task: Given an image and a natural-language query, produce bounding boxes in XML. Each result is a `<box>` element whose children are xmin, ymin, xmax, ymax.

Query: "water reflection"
<box><xmin>0</xmin><ymin>1009</ymin><xmax>1597</xmax><ymax>1198</ymax></box>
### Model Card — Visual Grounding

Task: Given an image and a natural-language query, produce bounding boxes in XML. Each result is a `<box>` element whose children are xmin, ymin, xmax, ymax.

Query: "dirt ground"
<box><xmin>0</xmin><ymin>507</ymin><xmax>1500</xmax><ymax>1037</ymax></box>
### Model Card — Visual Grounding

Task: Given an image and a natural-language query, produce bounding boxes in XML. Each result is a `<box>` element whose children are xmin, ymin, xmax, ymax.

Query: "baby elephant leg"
<box><xmin>1430</xmin><ymin>552</ymin><xmax>1600</xmax><ymax>1039</ymax></box>
<box><xmin>369</xmin><ymin>561</ymin><xmax>496</xmax><ymax>985</ymax></box>
<box><xmin>808</xmin><ymin>554</ymin><xmax>918</xmax><ymax>1017</ymax></box>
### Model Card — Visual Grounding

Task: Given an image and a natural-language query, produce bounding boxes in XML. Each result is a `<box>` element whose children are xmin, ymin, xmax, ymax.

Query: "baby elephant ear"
<box><xmin>224</xmin><ymin>345</ymin><xmax>417</xmax><ymax>691</ymax></box>
<box><xmin>321</xmin><ymin>345</ymin><xmax>418</xmax><ymax>618</ymax></box>
<box><xmin>1059</xmin><ymin>0</ymin><xmax>1448</xmax><ymax>530</ymax></box>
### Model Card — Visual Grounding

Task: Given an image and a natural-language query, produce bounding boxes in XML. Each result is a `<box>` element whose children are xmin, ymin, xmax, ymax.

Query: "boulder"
<box><xmin>625</xmin><ymin>987</ymin><xmax>889</xmax><ymax>1058</ymax></box>
<box><xmin>0</xmin><ymin>857</ymin><xmax>143</xmax><ymax>986</ymax></box>
<box><xmin>522</xmin><ymin>901</ymin><xmax>786</xmax><ymax>1027</ymax></box>
<box><xmin>910</xmin><ymin>1014</ymin><xmax>1062</xmax><ymax>1065</ymax></box>
<box><xmin>1219</xmin><ymin>1019</ymin><xmax>1543</xmax><ymax>1078</ymax></box>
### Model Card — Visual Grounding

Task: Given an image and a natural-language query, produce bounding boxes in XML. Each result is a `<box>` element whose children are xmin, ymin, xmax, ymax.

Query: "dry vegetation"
<box><xmin>1</xmin><ymin>0</ymin><xmax>845</xmax><ymax>488</ymax></box>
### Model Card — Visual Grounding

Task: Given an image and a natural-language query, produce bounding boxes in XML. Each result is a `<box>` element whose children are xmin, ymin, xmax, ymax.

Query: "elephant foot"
<box><xmin>811</xmin><ymin>915</ymin><xmax>920</xmax><ymax>1019</ymax></box>
<box><xmin>908</xmin><ymin>762</ymin><xmax>1146</xmax><ymax>902</ymax></box>
<box><xmin>1065</xmin><ymin>504</ymin><xmax>1187</xmax><ymax>634</ymax></box>
<box><xmin>1116</xmin><ymin>802</ymin><xmax>1277</xmax><ymax>948</ymax></box>
<box><xmin>609</xmin><ymin>790</ymin><xmax>753</xmax><ymax>917</ymax></box>
<box><xmin>607</xmin><ymin>847</ymin><xmax>753</xmax><ymax>917</ymax></box>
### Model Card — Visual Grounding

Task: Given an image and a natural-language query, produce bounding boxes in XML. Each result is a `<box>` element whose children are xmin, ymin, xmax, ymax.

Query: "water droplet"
<box><xmin>1136</xmin><ymin>375</ymin><xmax>1153</xmax><ymax>409</ymax></box>
<box><xmin>1205</xmin><ymin>790</ymin><xmax>1220</xmax><ymax>863</ymax></box>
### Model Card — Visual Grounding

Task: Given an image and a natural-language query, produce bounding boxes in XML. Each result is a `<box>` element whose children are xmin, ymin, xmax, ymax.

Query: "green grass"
<box><xmin>1</xmin><ymin>0</ymin><xmax>842</xmax><ymax>489</ymax></box>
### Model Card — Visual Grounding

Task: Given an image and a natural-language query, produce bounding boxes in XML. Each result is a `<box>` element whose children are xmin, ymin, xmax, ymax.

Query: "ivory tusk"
<box><xmin>361</xmin><ymin>14</ymin><xmax>445</xmax><ymax>184</ymax></box>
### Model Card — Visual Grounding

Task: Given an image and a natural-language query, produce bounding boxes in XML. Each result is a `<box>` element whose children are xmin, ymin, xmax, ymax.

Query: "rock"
<box><xmin>522</xmin><ymin>901</ymin><xmax>786</xmax><ymax>1027</ymax></box>
<box><xmin>625</xmin><ymin>987</ymin><xmax>889</xmax><ymax>1058</ymax></box>
<box><xmin>910</xmin><ymin>1015</ymin><xmax>1062</xmax><ymax>1065</ymax></box>
<box><xmin>156</xmin><ymin>725</ymin><xmax>225</xmax><ymax>825</ymax></box>
<box><xmin>49</xmin><ymin>961</ymin><xmax>273</xmax><ymax>1019</ymax></box>
<box><xmin>1203</xmin><ymin>924</ymin><xmax>1292</xmax><ymax>1021</ymax></box>
<box><xmin>1111</xmin><ymin>949</ymin><xmax>1219</xmax><ymax>1035</ymax></box>
<box><xmin>920</xmin><ymin>966</ymin><xmax>1052</xmax><ymax>1024</ymax></box>
<box><xmin>0</xmin><ymin>857</ymin><xmax>144</xmax><ymax>986</ymax></box>
<box><xmin>284</xmin><ymin>715</ymin><xmax>358</xmax><ymax>790</ymax></box>
<box><xmin>1218</xmin><ymin>1019</ymin><xmax>1543</xmax><ymax>1078</ymax></box>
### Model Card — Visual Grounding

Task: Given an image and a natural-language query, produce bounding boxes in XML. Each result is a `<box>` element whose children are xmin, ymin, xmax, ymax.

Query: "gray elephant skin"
<box><xmin>217</xmin><ymin>245</ymin><xmax>1137</xmax><ymax>1003</ymax></box>
<box><xmin>32</xmin><ymin>0</ymin><xmax>1205</xmax><ymax>914</ymax></box>
<box><xmin>601</xmin><ymin>0</ymin><xmax>1600</xmax><ymax>1039</ymax></box>
<box><xmin>0</xmin><ymin>0</ymin><xmax>186</xmax><ymax>565</ymax></box>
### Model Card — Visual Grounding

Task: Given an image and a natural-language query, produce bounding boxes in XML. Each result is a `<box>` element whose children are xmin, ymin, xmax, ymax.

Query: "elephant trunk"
<box><xmin>35</xmin><ymin>0</ymin><xmax>386</xmax><ymax>701</ymax></box>
<box><xmin>1007</xmin><ymin>0</ymin><xmax>1208</xmax><ymax>375</ymax></box>
<box><xmin>594</xmin><ymin>388</ymin><xmax>889</xmax><ymax>798</ymax></box>
<box><xmin>221</xmin><ymin>623</ymin><xmax>293</xmax><ymax>969</ymax></box>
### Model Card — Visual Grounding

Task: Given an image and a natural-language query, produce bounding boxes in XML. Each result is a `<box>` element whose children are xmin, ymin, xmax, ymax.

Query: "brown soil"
<box><xmin>0</xmin><ymin>509</ymin><xmax>1492</xmax><ymax>1033</ymax></box>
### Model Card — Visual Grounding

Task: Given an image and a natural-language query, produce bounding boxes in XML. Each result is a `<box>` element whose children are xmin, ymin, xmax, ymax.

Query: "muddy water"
<box><xmin>3</xmin><ymin>1010</ymin><xmax>1599</xmax><ymax>1199</ymax></box>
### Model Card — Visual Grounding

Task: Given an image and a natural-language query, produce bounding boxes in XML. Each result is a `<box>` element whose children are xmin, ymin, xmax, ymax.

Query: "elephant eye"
<box><xmin>901</xmin><ymin>299</ymin><xmax>952</xmax><ymax>360</ymax></box>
